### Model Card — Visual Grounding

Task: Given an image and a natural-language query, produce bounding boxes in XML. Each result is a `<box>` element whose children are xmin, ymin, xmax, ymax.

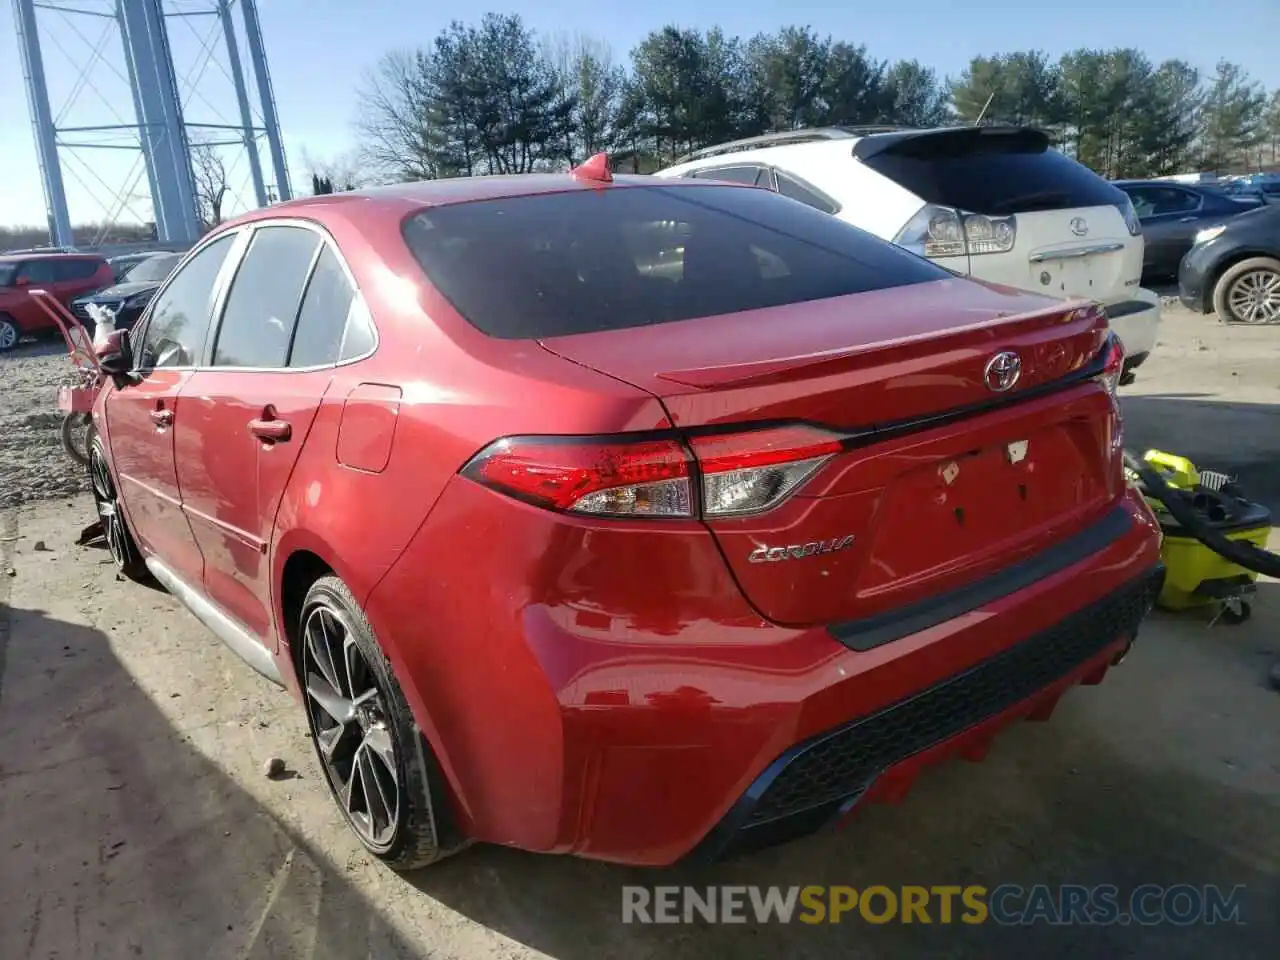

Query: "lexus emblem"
<box><xmin>984</xmin><ymin>351</ymin><xmax>1022</xmax><ymax>392</ymax></box>
<box><xmin>1070</xmin><ymin>217</ymin><xmax>1089</xmax><ymax>237</ymax></box>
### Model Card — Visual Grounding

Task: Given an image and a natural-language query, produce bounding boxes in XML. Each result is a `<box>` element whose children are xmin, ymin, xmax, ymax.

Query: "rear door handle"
<box><xmin>1178</xmin><ymin>216</ymin><xmax>1198</xmax><ymax>222</ymax></box>
<box><xmin>149</xmin><ymin>408</ymin><xmax>173</xmax><ymax>427</ymax></box>
<box><xmin>248</xmin><ymin>418</ymin><xmax>292</xmax><ymax>443</ymax></box>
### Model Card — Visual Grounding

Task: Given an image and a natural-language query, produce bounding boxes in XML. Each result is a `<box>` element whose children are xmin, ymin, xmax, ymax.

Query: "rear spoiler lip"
<box><xmin>851</xmin><ymin>125</ymin><xmax>1051</xmax><ymax>163</ymax></box>
<box><xmin>653</xmin><ymin>299</ymin><xmax>1103</xmax><ymax>389</ymax></box>
<box><xmin>533</xmin><ymin>331</ymin><xmax>1117</xmax><ymax>454</ymax></box>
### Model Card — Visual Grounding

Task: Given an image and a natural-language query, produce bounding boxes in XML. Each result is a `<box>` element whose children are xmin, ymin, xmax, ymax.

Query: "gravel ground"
<box><xmin>0</xmin><ymin>340</ymin><xmax>91</xmax><ymax>508</ymax></box>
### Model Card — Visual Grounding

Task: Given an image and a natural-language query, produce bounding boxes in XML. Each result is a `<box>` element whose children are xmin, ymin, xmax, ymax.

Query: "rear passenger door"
<box><xmin>175</xmin><ymin>222</ymin><xmax>373</xmax><ymax>644</ymax></box>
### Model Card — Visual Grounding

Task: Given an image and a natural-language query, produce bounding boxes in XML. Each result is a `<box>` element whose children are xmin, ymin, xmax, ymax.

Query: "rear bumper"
<box><xmin>690</xmin><ymin>562</ymin><xmax>1165</xmax><ymax>862</ymax></box>
<box><xmin>367</xmin><ymin>485</ymin><xmax>1165</xmax><ymax>866</ymax></box>
<box><xmin>1103</xmin><ymin>292</ymin><xmax>1160</xmax><ymax>362</ymax></box>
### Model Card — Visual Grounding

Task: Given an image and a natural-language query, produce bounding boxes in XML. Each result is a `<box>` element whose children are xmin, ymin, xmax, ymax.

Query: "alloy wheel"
<box><xmin>89</xmin><ymin>447</ymin><xmax>129</xmax><ymax>568</ymax></box>
<box><xmin>0</xmin><ymin>319</ymin><xmax>17</xmax><ymax>351</ymax></box>
<box><xmin>302</xmin><ymin>603</ymin><xmax>401</xmax><ymax>851</ymax></box>
<box><xmin>1226</xmin><ymin>269</ymin><xmax>1280</xmax><ymax>323</ymax></box>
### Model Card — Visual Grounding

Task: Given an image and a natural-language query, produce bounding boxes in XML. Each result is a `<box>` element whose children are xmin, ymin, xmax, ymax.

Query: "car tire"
<box><xmin>87</xmin><ymin>432</ymin><xmax>150</xmax><ymax>581</ymax></box>
<box><xmin>298</xmin><ymin>574</ymin><xmax>466</xmax><ymax>871</ymax></box>
<box><xmin>61</xmin><ymin>412</ymin><xmax>93</xmax><ymax>467</ymax></box>
<box><xmin>1211</xmin><ymin>256</ymin><xmax>1280</xmax><ymax>324</ymax></box>
<box><xmin>0</xmin><ymin>314</ymin><xmax>19</xmax><ymax>352</ymax></box>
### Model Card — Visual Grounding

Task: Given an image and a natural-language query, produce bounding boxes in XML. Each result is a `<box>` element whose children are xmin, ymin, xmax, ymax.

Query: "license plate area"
<box><xmin>858</xmin><ymin>423</ymin><xmax>1101</xmax><ymax>595</ymax></box>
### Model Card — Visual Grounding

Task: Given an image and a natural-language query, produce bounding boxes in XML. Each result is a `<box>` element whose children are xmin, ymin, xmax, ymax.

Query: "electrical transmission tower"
<box><xmin>12</xmin><ymin>0</ymin><xmax>292</xmax><ymax>248</ymax></box>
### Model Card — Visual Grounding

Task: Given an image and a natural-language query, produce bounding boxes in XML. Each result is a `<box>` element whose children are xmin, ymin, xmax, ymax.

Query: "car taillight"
<box><xmin>894</xmin><ymin>203</ymin><xmax>1017</xmax><ymax>259</ymax></box>
<box><xmin>461</xmin><ymin>437</ymin><xmax>693</xmax><ymax>517</ymax></box>
<box><xmin>461</xmin><ymin>425</ymin><xmax>842</xmax><ymax>520</ymax></box>
<box><xmin>1094</xmin><ymin>333</ymin><xmax>1125</xmax><ymax>397</ymax></box>
<box><xmin>689</xmin><ymin>426</ymin><xmax>841</xmax><ymax>517</ymax></box>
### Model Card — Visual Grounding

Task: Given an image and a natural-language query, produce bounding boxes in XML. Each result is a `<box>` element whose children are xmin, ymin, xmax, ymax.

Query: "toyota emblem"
<box><xmin>1070</xmin><ymin>217</ymin><xmax>1089</xmax><ymax>237</ymax></box>
<box><xmin>983</xmin><ymin>351</ymin><xmax>1022</xmax><ymax>392</ymax></box>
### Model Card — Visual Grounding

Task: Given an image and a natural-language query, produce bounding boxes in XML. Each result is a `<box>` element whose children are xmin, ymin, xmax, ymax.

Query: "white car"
<box><xmin>655</xmin><ymin>126</ymin><xmax>1161</xmax><ymax>381</ymax></box>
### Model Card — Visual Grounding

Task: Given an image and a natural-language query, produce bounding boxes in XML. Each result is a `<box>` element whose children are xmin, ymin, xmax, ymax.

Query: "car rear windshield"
<box><xmin>123</xmin><ymin>253</ymin><xmax>182</xmax><ymax>282</ymax></box>
<box><xmin>401</xmin><ymin>183</ymin><xmax>949</xmax><ymax>339</ymax></box>
<box><xmin>861</xmin><ymin>129</ymin><xmax>1126</xmax><ymax>216</ymax></box>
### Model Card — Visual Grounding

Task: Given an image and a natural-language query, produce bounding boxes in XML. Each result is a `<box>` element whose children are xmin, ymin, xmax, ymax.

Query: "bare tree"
<box><xmin>190</xmin><ymin>141</ymin><xmax>228</xmax><ymax>228</ymax></box>
<box><xmin>354</xmin><ymin>48</ymin><xmax>439</xmax><ymax>182</ymax></box>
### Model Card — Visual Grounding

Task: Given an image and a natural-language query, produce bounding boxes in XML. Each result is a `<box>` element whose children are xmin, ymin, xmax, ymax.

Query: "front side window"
<box><xmin>212</xmin><ymin>226</ymin><xmax>320</xmax><ymax>368</ymax></box>
<box><xmin>139</xmin><ymin>234</ymin><xmax>235</xmax><ymax>368</ymax></box>
<box><xmin>402</xmin><ymin>183</ymin><xmax>948</xmax><ymax>339</ymax></box>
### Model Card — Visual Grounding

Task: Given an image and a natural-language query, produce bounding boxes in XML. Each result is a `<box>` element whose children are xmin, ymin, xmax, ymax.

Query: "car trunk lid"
<box><xmin>540</xmin><ymin>278</ymin><xmax>1122</xmax><ymax>626</ymax></box>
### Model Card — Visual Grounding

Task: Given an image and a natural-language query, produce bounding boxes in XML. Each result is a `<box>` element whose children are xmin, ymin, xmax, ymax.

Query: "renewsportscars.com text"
<box><xmin>621</xmin><ymin>884</ymin><xmax>1246</xmax><ymax>926</ymax></box>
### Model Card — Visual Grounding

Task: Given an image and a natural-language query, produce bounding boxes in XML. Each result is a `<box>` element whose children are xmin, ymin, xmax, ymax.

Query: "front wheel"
<box><xmin>299</xmin><ymin>575</ymin><xmax>465</xmax><ymax>870</ymax></box>
<box><xmin>1212</xmin><ymin>257</ymin><xmax>1280</xmax><ymax>324</ymax></box>
<box><xmin>87</xmin><ymin>433</ymin><xmax>149</xmax><ymax>581</ymax></box>
<box><xmin>0</xmin><ymin>315</ymin><xmax>18</xmax><ymax>352</ymax></box>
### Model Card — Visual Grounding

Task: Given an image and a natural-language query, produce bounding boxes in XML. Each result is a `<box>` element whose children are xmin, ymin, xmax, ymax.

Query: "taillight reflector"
<box><xmin>690</xmin><ymin>425</ymin><xmax>841</xmax><ymax>517</ymax></box>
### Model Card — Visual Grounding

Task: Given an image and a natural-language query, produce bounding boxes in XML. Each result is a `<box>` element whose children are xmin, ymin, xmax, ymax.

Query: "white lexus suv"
<box><xmin>655</xmin><ymin>125</ymin><xmax>1160</xmax><ymax>381</ymax></box>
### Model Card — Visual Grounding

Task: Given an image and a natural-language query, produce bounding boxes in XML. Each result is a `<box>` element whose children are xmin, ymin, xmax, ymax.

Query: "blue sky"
<box><xmin>2</xmin><ymin>0</ymin><xmax>1277</xmax><ymax>229</ymax></box>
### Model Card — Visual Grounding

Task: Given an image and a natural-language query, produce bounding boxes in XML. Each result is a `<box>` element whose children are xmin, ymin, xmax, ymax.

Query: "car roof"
<box><xmin>660</xmin><ymin>124</ymin><xmax>1049</xmax><ymax>177</ymax></box>
<box><xmin>212</xmin><ymin>172</ymin><xmax>738</xmax><ymax>234</ymax></box>
<box><xmin>276</xmin><ymin>172</ymin><xmax>694</xmax><ymax>211</ymax></box>
<box><xmin>660</xmin><ymin>139</ymin><xmax>859</xmax><ymax>177</ymax></box>
<box><xmin>0</xmin><ymin>252</ymin><xmax>104</xmax><ymax>263</ymax></box>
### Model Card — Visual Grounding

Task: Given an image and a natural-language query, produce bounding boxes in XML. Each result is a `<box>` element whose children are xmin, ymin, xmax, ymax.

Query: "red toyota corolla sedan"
<box><xmin>86</xmin><ymin>158</ymin><xmax>1164</xmax><ymax>869</ymax></box>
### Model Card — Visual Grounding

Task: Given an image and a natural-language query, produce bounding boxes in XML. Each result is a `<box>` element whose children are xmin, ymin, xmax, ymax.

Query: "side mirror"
<box><xmin>95</xmin><ymin>328</ymin><xmax>135</xmax><ymax>385</ymax></box>
<box><xmin>14</xmin><ymin>275</ymin><xmax>30</xmax><ymax>287</ymax></box>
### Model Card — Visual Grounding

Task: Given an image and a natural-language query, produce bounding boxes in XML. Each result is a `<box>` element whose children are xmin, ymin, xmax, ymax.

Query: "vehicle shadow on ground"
<box><xmin>408</xmin><ymin>586</ymin><xmax>1280</xmax><ymax>960</ymax></box>
<box><xmin>0</xmin><ymin>605</ymin><xmax>420</xmax><ymax>959</ymax></box>
<box><xmin>1120</xmin><ymin>395</ymin><xmax>1280</xmax><ymax>512</ymax></box>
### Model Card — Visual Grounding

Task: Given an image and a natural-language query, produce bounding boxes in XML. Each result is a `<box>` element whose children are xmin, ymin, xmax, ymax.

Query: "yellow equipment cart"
<box><xmin>1127</xmin><ymin>450</ymin><xmax>1271</xmax><ymax>624</ymax></box>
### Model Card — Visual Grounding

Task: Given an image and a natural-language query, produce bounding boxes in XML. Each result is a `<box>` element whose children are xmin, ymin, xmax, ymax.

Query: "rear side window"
<box><xmin>775</xmin><ymin>172</ymin><xmax>839</xmax><ymax>214</ymax></box>
<box><xmin>692</xmin><ymin>166</ymin><xmax>766</xmax><ymax>186</ymax></box>
<box><xmin>862</xmin><ymin>130</ymin><xmax>1125</xmax><ymax>215</ymax></box>
<box><xmin>54</xmin><ymin>259</ymin><xmax>102</xmax><ymax>281</ymax></box>
<box><xmin>289</xmin><ymin>245</ymin><xmax>365</xmax><ymax>367</ymax></box>
<box><xmin>402</xmin><ymin>184</ymin><xmax>947</xmax><ymax>339</ymax></box>
<box><xmin>213</xmin><ymin>225</ymin><xmax>320</xmax><ymax>367</ymax></box>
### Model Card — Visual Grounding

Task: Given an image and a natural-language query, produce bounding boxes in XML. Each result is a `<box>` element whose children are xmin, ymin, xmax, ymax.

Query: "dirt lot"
<box><xmin>1</xmin><ymin>306</ymin><xmax>1278</xmax><ymax>959</ymax></box>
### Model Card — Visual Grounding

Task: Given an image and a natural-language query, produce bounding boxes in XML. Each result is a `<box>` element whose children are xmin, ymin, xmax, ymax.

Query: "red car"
<box><xmin>86</xmin><ymin>159</ymin><xmax>1164</xmax><ymax>869</ymax></box>
<box><xmin>0</xmin><ymin>252</ymin><xmax>113</xmax><ymax>350</ymax></box>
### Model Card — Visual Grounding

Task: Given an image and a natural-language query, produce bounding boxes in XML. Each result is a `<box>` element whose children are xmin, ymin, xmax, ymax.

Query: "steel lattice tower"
<box><xmin>12</xmin><ymin>0</ymin><xmax>292</xmax><ymax>247</ymax></box>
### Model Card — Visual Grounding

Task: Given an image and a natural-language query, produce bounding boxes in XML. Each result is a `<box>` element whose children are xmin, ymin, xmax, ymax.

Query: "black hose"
<box><xmin>1125</xmin><ymin>451</ymin><xmax>1280</xmax><ymax>580</ymax></box>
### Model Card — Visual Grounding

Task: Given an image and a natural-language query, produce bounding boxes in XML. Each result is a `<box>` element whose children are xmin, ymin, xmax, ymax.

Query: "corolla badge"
<box><xmin>1070</xmin><ymin>217</ymin><xmax>1089</xmax><ymax>237</ymax></box>
<box><xmin>749</xmin><ymin>535</ymin><xmax>855</xmax><ymax>563</ymax></box>
<box><xmin>983</xmin><ymin>351</ymin><xmax>1022</xmax><ymax>393</ymax></box>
